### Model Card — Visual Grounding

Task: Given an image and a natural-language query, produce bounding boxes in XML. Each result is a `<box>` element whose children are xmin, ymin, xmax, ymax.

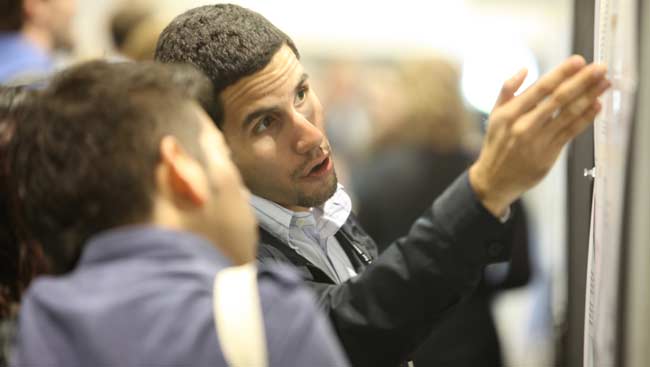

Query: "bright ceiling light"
<box><xmin>461</xmin><ymin>37</ymin><xmax>540</xmax><ymax>114</ymax></box>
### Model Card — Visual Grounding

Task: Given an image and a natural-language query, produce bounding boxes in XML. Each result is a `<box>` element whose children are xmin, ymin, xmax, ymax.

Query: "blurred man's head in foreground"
<box><xmin>9</xmin><ymin>61</ymin><xmax>258</xmax><ymax>274</ymax></box>
<box><xmin>0</xmin><ymin>85</ymin><xmax>48</xmax><ymax>318</ymax></box>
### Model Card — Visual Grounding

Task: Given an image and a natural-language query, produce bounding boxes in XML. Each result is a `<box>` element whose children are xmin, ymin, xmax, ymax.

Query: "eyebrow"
<box><xmin>296</xmin><ymin>73</ymin><xmax>309</xmax><ymax>91</ymax></box>
<box><xmin>242</xmin><ymin>106</ymin><xmax>281</xmax><ymax>130</ymax></box>
<box><xmin>241</xmin><ymin>73</ymin><xmax>310</xmax><ymax>130</ymax></box>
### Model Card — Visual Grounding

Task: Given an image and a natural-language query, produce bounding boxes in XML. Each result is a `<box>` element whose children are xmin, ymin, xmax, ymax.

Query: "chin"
<box><xmin>296</xmin><ymin>172</ymin><xmax>338</xmax><ymax>208</ymax></box>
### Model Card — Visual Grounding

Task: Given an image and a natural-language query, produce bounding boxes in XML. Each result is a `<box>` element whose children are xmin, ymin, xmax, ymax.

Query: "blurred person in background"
<box><xmin>0</xmin><ymin>0</ymin><xmax>76</xmax><ymax>84</ymax></box>
<box><xmin>318</xmin><ymin>61</ymin><xmax>374</xmax><ymax>189</ymax></box>
<box><xmin>109</xmin><ymin>0</ymin><xmax>166</xmax><ymax>61</ymax></box>
<box><xmin>8</xmin><ymin>61</ymin><xmax>347</xmax><ymax>367</ymax></box>
<box><xmin>155</xmin><ymin>4</ymin><xmax>609</xmax><ymax>366</ymax></box>
<box><xmin>354</xmin><ymin>58</ymin><xmax>532</xmax><ymax>367</ymax></box>
<box><xmin>356</xmin><ymin>58</ymin><xmax>480</xmax><ymax>248</ymax></box>
<box><xmin>0</xmin><ymin>86</ymin><xmax>48</xmax><ymax>366</ymax></box>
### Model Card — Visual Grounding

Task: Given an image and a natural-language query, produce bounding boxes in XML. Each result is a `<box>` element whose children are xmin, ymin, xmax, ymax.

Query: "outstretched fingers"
<box><xmin>551</xmin><ymin>100</ymin><xmax>602</xmax><ymax>151</ymax></box>
<box><xmin>547</xmin><ymin>77</ymin><xmax>610</xmax><ymax>133</ymax></box>
<box><xmin>524</xmin><ymin>64</ymin><xmax>608</xmax><ymax>129</ymax></box>
<box><xmin>507</xmin><ymin>55</ymin><xmax>586</xmax><ymax>116</ymax></box>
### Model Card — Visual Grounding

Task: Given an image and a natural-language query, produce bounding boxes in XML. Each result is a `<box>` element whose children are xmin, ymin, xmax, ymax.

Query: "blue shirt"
<box><xmin>0</xmin><ymin>33</ymin><xmax>52</xmax><ymax>84</ymax></box>
<box><xmin>11</xmin><ymin>226</ymin><xmax>348</xmax><ymax>367</ymax></box>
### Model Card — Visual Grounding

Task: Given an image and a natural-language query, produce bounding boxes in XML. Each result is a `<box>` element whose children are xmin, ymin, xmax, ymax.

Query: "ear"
<box><xmin>158</xmin><ymin>136</ymin><xmax>208</xmax><ymax>208</ymax></box>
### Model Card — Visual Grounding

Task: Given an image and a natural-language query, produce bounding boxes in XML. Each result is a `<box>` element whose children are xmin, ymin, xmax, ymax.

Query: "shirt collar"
<box><xmin>78</xmin><ymin>225</ymin><xmax>230</xmax><ymax>268</ymax></box>
<box><xmin>250</xmin><ymin>183</ymin><xmax>352</xmax><ymax>242</ymax></box>
<box><xmin>313</xmin><ymin>185</ymin><xmax>352</xmax><ymax>237</ymax></box>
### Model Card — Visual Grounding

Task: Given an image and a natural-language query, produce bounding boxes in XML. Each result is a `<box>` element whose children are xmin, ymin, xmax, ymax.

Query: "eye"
<box><xmin>253</xmin><ymin>116</ymin><xmax>273</xmax><ymax>135</ymax></box>
<box><xmin>295</xmin><ymin>85</ymin><xmax>309</xmax><ymax>105</ymax></box>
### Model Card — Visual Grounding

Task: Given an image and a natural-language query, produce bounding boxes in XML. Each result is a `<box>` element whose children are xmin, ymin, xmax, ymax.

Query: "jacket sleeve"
<box><xmin>293</xmin><ymin>172</ymin><xmax>514</xmax><ymax>367</ymax></box>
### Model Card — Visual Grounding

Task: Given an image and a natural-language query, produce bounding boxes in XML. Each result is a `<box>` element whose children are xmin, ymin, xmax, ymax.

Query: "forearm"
<box><xmin>305</xmin><ymin>172</ymin><xmax>514</xmax><ymax>367</ymax></box>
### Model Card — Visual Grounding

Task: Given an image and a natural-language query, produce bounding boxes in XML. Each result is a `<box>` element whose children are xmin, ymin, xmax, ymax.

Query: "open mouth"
<box><xmin>306</xmin><ymin>156</ymin><xmax>331</xmax><ymax>177</ymax></box>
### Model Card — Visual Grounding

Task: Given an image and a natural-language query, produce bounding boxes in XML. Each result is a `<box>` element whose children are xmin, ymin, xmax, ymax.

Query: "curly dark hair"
<box><xmin>155</xmin><ymin>3</ymin><xmax>299</xmax><ymax>127</ymax></box>
<box><xmin>8</xmin><ymin>61</ymin><xmax>215</xmax><ymax>274</ymax></box>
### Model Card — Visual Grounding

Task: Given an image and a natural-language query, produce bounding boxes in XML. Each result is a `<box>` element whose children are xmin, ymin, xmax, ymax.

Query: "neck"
<box><xmin>250</xmin><ymin>192</ymin><xmax>312</xmax><ymax>213</ymax></box>
<box><xmin>286</xmin><ymin>204</ymin><xmax>311</xmax><ymax>212</ymax></box>
<box><xmin>21</xmin><ymin>24</ymin><xmax>52</xmax><ymax>52</ymax></box>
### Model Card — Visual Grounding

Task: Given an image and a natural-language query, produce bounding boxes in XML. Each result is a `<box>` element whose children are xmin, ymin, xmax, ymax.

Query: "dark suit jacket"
<box><xmin>257</xmin><ymin>172</ymin><xmax>515</xmax><ymax>367</ymax></box>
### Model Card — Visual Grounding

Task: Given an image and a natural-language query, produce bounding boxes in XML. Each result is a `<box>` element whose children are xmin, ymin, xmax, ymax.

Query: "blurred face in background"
<box><xmin>27</xmin><ymin>0</ymin><xmax>76</xmax><ymax>50</ymax></box>
<box><xmin>220</xmin><ymin>45</ymin><xmax>338</xmax><ymax>211</ymax></box>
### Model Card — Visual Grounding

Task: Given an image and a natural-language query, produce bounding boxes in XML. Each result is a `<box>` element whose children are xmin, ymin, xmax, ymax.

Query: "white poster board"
<box><xmin>583</xmin><ymin>0</ymin><xmax>638</xmax><ymax>366</ymax></box>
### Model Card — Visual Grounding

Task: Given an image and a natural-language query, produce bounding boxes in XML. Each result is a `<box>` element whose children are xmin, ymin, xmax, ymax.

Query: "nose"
<box><xmin>292</xmin><ymin>112</ymin><xmax>323</xmax><ymax>155</ymax></box>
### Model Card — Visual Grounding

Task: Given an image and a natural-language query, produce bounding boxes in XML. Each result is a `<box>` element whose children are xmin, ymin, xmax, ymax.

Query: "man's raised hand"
<box><xmin>469</xmin><ymin>55</ymin><xmax>611</xmax><ymax>217</ymax></box>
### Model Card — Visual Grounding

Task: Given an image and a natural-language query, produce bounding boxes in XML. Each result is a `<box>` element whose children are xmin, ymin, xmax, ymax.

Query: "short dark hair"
<box><xmin>155</xmin><ymin>3</ymin><xmax>299</xmax><ymax>127</ymax></box>
<box><xmin>0</xmin><ymin>86</ymin><xmax>48</xmax><ymax>318</ymax></box>
<box><xmin>9</xmin><ymin>61</ymin><xmax>215</xmax><ymax>273</ymax></box>
<box><xmin>0</xmin><ymin>0</ymin><xmax>23</xmax><ymax>31</ymax></box>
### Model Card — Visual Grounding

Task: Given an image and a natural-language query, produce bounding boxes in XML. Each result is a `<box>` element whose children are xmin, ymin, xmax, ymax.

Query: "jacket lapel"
<box><xmin>259</xmin><ymin>228</ymin><xmax>337</xmax><ymax>284</ymax></box>
<box><xmin>258</xmin><ymin>213</ymin><xmax>379</xmax><ymax>283</ymax></box>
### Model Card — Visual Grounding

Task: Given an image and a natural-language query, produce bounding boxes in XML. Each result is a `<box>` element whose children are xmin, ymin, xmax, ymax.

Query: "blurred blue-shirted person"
<box><xmin>0</xmin><ymin>0</ymin><xmax>75</xmax><ymax>84</ymax></box>
<box><xmin>7</xmin><ymin>61</ymin><xmax>348</xmax><ymax>367</ymax></box>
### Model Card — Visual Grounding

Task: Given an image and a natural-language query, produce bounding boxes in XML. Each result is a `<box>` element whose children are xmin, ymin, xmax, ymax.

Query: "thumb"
<box><xmin>493</xmin><ymin>68</ymin><xmax>528</xmax><ymax>109</ymax></box>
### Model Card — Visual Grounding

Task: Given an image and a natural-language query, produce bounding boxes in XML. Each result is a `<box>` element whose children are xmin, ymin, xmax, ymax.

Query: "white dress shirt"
<box><xmin>250</xmin><ymin>185</ymin><xmax>357</xmax><ymax>284</ymax></box>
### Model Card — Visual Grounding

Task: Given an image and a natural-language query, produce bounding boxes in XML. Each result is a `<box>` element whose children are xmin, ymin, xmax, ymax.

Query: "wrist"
<box><xmin>468</xmin><ymin>163</ymin><xmax>513</xmax><ymax>218</ymax></box>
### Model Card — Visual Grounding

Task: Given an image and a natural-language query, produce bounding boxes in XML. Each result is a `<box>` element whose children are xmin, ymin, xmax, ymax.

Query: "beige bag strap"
<box><xmin>213</xmin><ymin>263</ymin><xmax>268</xmax><ymax>367</ymax></box>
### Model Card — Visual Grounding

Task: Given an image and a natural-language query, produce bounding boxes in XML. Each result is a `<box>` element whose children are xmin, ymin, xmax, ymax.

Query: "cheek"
<box><xmin>218</xmin><ymin>159</ymin><xmax>245</xmax><ymax>188</ymax></box>
<box><xmin>251</xmin><ymin>136</ymin><xmax>277</xmax><ymax>159</ymax></box>
<box><xmin>234</xmin><ymin>136</ymin><xmax>283</xmax><ymax>178</ymax></box>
